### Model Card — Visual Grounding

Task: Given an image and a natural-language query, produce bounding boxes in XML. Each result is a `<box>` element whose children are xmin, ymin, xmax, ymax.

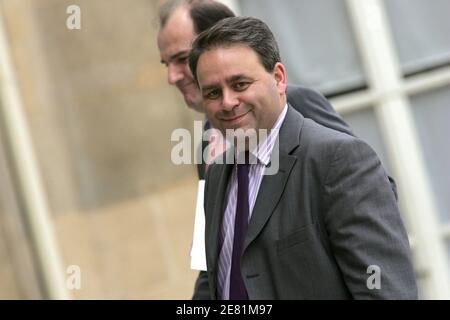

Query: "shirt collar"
<box><xmin>250</xmin><ymin>103</ymin><xmax>288</xmax><ymax>166</ymax></box>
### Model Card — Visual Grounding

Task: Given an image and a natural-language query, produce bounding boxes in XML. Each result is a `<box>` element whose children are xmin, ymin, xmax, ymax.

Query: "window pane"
<box><xmin>411</xmin><ymin>86</ymin><xmax>450</xmax><ymax>224</ymax></box>
<box><xmin>383</xmin><ymin>0</ymin><xmax>450</xmax><ymax>75</ymax></box>
<box><xmin>238</xmin><ymin>0</ymin><xmax>366</xmax><ymax>94</ymax></box>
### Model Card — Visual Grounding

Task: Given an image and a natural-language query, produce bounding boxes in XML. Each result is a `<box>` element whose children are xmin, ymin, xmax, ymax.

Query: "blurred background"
<box><xmin>0</xmin><ymin>0</ymin><xmax>449</xmax><ymax>299</ymax></box>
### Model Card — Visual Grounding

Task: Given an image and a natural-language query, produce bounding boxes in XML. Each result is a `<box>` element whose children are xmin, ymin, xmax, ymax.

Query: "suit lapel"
<box><xmin>244</xmin><ymin>105</ymin><xmax>305</xmax><ymax>250</ymax></box>
<box><xmin>244</xmin><ymin>154</ymin><xmax>297</xmax><ymax>249</ymax></box>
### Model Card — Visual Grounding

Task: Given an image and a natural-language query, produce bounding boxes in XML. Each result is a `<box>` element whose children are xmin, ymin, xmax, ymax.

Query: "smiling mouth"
<box><xmin>221</xmin><ymin>110</ymin><xmax>251</xmax><ymax>122</ymax></box>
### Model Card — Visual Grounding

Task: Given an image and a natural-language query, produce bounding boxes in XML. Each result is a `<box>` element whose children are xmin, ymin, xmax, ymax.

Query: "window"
<box><xmin>383</xmin><ymin>0</ymin><xmax>450</xmax><ymax>76</ymax></box>
<box><xmin>238</xmin><ymin>0</ymin><xmax>366</xmax><ymax>95</ymax></box>
<box><xmin>411</xmin><ymin>85</ymin><xmax>450</xmax><ymax>224</ymax></box>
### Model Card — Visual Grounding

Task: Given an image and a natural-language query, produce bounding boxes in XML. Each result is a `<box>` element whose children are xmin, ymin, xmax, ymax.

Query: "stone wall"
<box><xmin>0</xmin><ymin>0</ymin><xmax>202</xmax><ymax>299</ymax></box>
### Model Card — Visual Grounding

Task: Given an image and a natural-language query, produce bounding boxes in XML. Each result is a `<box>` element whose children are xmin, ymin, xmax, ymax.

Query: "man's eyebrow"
<box><xmin>160</xmin><ymin>51</ymin><xmax>190</xmax><ymax>65</ymax></box>
<box><xmin>201</xmin><ymin>84</ymin><xmax>218</xmax><ymax>92</ymax></box>
<box><xmin>201</xmin><ymin>75</ymin><xmax>254</xmax><ymax>91</ymax></box>
<box><xmin>228</xmin><ymin>74</ymin><xmax>253</xmax><ymax>83</ymax></box>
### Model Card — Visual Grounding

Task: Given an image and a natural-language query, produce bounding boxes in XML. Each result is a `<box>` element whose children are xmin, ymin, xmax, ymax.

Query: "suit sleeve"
<box><xmin>322</xmin><ymin>138</ymin><xmax>418</xmax><ymax>299</ymax></box>
<box><xmin>287</xmin><ymin>85</ymin><xmax>354</xmax><ymax>136</ymax></box>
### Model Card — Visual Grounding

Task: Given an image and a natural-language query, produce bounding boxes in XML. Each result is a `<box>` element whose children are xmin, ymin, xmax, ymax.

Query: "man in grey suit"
<box><xmin>189</xmin><ymin>16</ymin><xmax>417</xmax><ymax>299</ymax></box>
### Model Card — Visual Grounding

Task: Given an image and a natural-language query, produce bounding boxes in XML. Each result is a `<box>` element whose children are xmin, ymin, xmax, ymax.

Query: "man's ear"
<box><xmin>273</xmin><ymin>62</ymin><xmax>287</xmax><ymax>94</ymax></box>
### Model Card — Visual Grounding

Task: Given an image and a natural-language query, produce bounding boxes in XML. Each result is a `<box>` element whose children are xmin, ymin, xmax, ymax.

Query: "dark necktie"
<box><xmin>229</xmin><ymin>159</ymin><xmax>250</xmax><ymax>300</ymax></box>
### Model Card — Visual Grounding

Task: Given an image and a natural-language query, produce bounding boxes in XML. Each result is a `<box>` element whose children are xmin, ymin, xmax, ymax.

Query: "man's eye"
<box><xmin>233</xmin><ymin>82</ymin><xmax>250</xmax><ymax>91</ymax></box>
<box><xmin>177</xmin><ymin>56</ymin><xmax>188</xmax><ymax>64</ymax></box>
<box><xmin>204</xmin><ymin>90</ymin><xmax>220</xmax><ymax>100</ymax></box>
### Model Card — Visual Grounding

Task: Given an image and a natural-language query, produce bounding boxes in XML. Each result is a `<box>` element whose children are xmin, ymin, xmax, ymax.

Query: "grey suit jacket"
<box><xmin>193</xmin><ymin>105</ymin><xmax>417</xmax><ymax>299</ymax></box>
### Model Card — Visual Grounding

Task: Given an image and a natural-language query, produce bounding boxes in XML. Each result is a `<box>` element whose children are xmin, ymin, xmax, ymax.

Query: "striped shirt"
<box><xmin>217</xmin><ymin>104</ymin><xmax>288</xmax><ymax>300</ymax></box>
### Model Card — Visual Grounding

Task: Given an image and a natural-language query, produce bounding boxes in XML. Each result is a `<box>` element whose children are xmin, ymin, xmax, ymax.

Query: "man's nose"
<box><xmin>167</xmin><ymin>64</ymin><xmax>184</xmax><ymax>85</ymax></box>
<box><xmin>222</xmin><ymin>89</ymin><xmax>239</xmax><ymax>111</ymax></box>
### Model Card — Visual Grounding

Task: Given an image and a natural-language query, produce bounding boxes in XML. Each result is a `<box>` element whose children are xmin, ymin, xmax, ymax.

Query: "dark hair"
<box><xmin>189</xmin><ymin>16</ymin><xmax>282</xmax><ymax>81</ymax></box>
<box><xmin>158</xmin><ymin>0</ymin><xmax>235</xmax><ymax>34</ymax></box>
